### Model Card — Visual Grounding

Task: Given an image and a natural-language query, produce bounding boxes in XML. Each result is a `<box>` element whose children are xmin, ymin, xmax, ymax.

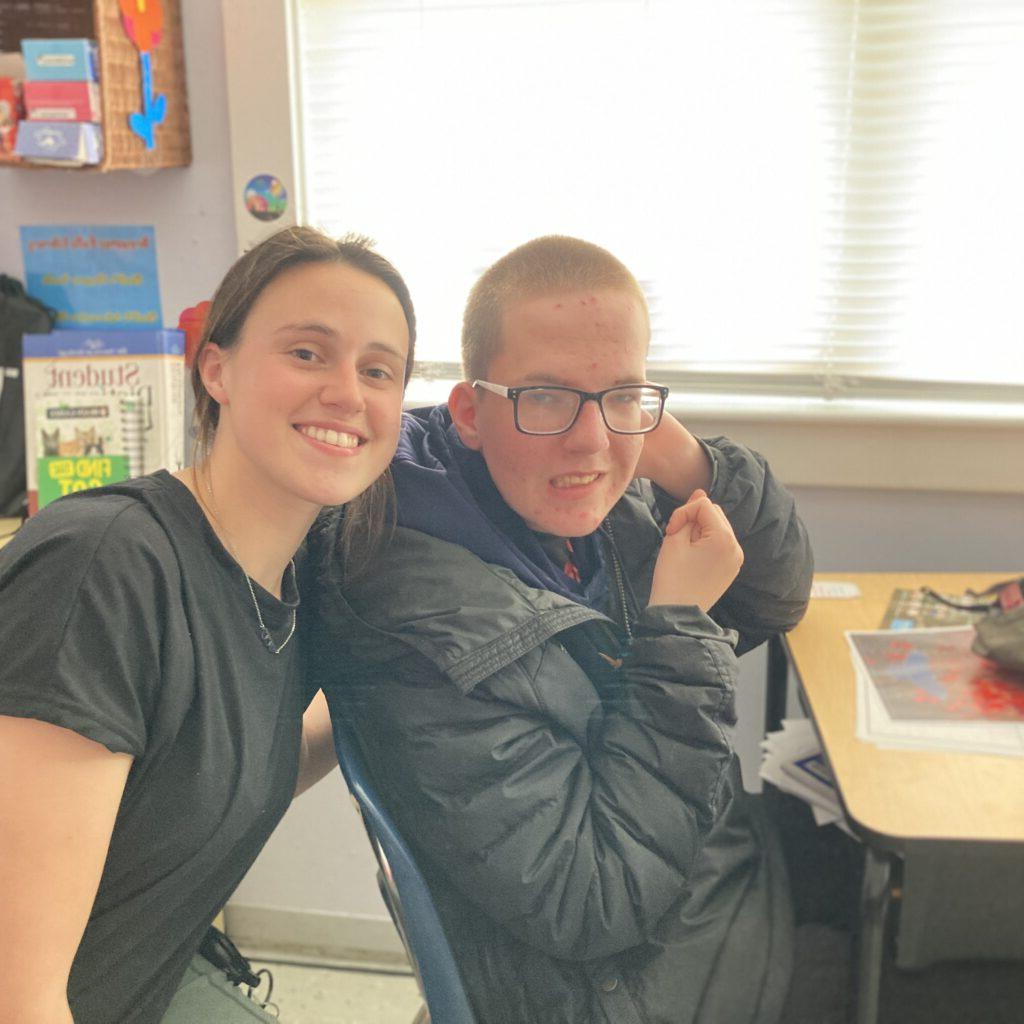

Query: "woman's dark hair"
<box><xmin>191</xmin><ymin>225</ymin><xmax>416</xmax><ymax>579</ymax></box>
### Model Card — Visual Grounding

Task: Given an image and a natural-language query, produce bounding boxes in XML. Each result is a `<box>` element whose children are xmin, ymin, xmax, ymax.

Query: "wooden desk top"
<box><xmin>0</xmin><ymin>518</ymin><xmax>20</xmax><ymax>550</ymax></box>
<box><xmin>786</xmin><ymin>572</ymin><xmax>1024</xmax><ymax>845</ymax></box>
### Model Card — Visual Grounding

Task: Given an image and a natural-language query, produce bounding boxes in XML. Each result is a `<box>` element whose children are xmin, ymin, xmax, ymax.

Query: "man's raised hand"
<box><xmin>648</xmin><ymin>489</ymin><xmax>743</xmax><ymax>611</ymax></box>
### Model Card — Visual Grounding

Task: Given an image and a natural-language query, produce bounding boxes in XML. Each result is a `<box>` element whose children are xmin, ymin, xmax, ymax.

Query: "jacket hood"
<box><xmin>392</xmin><ymin>406</ymin><xmax>608</xmax><ymax>609</ymax></box>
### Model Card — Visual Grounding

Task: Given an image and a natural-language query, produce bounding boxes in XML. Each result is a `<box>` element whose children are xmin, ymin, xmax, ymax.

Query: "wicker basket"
<box><xmin>0</xmin><ymin>0</ymin><xmax>191</xmax><ymax>171</ymax></box>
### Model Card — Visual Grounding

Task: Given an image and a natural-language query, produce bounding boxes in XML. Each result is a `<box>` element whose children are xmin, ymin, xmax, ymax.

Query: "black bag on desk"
<box><xmin>0</xmin><ymin>275</ymin><xmax>55</xmax><ymax>518</ymax></box>
<box><xmin>972</xmin><ymin>579</ymin><xmax>1024</xmax><ymax>673</ymax></box>
<box><xmin>928</xmin><ymin>578</ymin><xmax>1024</xmax><ymax>674</ymax></box>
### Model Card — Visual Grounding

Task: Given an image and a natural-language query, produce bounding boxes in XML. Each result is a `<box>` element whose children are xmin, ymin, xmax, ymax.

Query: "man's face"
<box><xmin>453</xmin><ymin>287</ymin><xmax>649</xmax><ymax>537</ymax></box>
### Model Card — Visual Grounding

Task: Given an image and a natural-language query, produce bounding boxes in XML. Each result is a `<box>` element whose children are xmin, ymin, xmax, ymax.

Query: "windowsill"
<box><xmin>404</xmin><ymin>377</ymin><xmax>1024</xmax><ymax>496</ymax></box>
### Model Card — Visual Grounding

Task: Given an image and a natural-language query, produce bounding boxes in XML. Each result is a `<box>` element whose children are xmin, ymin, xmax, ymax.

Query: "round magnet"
<box><xmin>244</xmin><ymin>174</ymin><xmax>288</xmax><ymax>221</ymax></box>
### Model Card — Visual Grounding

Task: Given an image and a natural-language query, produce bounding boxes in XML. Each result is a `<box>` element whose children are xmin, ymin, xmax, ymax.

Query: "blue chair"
<box><xmin>331</xmin><ymin>717</ymin><xmax>477</xmax><ymax>1024</ymax></box>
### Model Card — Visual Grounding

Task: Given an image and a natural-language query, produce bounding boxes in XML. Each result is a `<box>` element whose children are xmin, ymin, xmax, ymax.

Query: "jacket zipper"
<box><xmin>602</xmin><ymin>518</ymin><xmax>633</xmax><ymax>644</ymax></box>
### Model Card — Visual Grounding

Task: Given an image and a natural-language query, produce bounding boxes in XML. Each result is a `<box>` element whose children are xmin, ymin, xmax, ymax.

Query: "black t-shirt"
<box><xmin>0</xmin><ymin>471</ymin><xmax>306</xmax><ymax>1024</ymax></box>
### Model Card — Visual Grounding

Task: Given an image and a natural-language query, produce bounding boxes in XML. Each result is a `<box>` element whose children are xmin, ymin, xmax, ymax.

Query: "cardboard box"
<box><xmin>25</xmin><ymin>80</ymin><xmax>102</xmax><ymax>122</ymax></box>
<box><xmin>0</xmin><ymin>76</ymin><xmax>21</xmax><ymax>155</ymax></box>
<box><xmin>22</xmin><ymin>330</ymin><xmax>185</xmax><ymax>513</ymax></box>
<box><xmin>15</xmin><ymin>119</ymin><xmax>102</xmax><ymax>164</ymax></box>
<box><xmin>0</xmin><ymin>53</ymin><xmax>26</xmax><ymax>80</ymax></box>
<box><xmin>21</xmin><ymin>38</ymin><xmax>99</xmax><ymax>82</ymax></box>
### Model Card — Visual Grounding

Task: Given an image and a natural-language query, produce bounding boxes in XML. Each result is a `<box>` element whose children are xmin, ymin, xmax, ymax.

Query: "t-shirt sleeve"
<box><xmin>0</xmin><ymin>499</ymin><xmax>178</xmax><ymax>757</ymax></box>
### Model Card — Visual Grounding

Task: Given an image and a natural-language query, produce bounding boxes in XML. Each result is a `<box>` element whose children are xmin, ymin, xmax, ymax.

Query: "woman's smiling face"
<box><xmin>201</xmin><ymin>260</ymin><xmax>410</xmax><ymax>513</ymax></box>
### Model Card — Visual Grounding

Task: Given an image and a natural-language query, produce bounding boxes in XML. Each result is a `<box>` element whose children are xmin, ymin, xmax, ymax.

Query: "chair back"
<box><xmin>332</xmin><ymin>717</ymin><xmax>477</xmax><ymax>1024</ymax></box>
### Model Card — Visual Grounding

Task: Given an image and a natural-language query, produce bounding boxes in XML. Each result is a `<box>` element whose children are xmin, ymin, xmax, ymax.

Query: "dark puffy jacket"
<box><xmin>308</xmin><ymin>434</ymin><xmax>813</xmax><ymax>1024</ymax></box>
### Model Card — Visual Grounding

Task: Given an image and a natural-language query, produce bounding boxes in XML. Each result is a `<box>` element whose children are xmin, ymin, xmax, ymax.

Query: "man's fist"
<box><xmin>648</xmin><ymin>489</ymin><xmax>744</xmax><ymax>611</ymax></box>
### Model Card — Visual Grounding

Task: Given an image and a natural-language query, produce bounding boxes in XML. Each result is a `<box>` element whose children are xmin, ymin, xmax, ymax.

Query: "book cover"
<box><xmin>22</xmin><ymin>329</ymin><xmax>185</xmax><ymax>513</ymax></box>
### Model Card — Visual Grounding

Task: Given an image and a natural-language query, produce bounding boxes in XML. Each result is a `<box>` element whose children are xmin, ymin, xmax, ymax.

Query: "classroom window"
<box><xmin>292</xmin><ymin>0</ymin><xmax>1024</xmax><ymax>404</ymax></box>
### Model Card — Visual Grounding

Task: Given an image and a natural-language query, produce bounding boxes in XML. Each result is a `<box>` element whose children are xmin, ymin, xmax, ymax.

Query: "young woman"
<box><xmin>0</xmin><ymin>226</ymin><xmax>416</xmax><ymax>1024</ymax></box>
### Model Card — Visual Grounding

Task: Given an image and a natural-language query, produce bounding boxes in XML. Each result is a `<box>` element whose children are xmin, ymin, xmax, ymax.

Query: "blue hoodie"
<box><xmin>391</xmin><ymin>406</ymin><xmax>609</xmax><ymax>609</ymax></box>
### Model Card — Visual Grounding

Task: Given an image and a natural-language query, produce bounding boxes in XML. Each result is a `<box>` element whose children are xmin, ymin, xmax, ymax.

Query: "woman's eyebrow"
<box><xmin>275</xmin><ymin>324</ymin><xmax>405</xmax><ymax>361</ymax></box>
<box><xmin>274</xmin><ymin>321</ymin><xmax>335</xmax><ymax>336</ymax></box>
<box><xmin>366</xmin><ymin>340</ymin><xmax>408</xmax><ymax>361</ymax></box>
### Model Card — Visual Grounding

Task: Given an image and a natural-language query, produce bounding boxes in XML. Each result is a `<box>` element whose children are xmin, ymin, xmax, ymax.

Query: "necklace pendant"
<box><xmin>258</xmin><ymin>625</ymin><xmax>278</xmax><ymax>653</ymax></box>
<box><xmin>243</xmin><ymin>561</ymin><xmax>297</xmax><ymax>655</ymax></box>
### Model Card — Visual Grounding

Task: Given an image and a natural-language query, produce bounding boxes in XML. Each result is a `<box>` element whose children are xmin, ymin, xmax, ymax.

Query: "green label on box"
<box><xmin>37</xmin><ymin>455</ymin><xmax>129</xmax><ymax>508</ymax></box>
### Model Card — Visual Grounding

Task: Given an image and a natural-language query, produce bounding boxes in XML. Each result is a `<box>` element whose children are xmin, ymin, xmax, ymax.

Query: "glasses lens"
<box><xmin>516</xmin><ymin>388</ymin><xmax>581</xmax><ymax>434</ymax></box>
<box><xmin>601</xmin><ymin>386</ymin><xmax>664</xmax><ymax>433</ymax></box>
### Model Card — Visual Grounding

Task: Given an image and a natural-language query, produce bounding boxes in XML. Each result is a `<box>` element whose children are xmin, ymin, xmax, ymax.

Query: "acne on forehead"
<box><xmin>497</xmin><ymin>289</ymin><xmax>650</xmax><ymax>365</ymax></box>
<box><xmin>548</xmin><ymin>296</ymin><xmax>599</xmax><ymax>309</ymax></box>
<box><xmin>544</xmin><ymin>294</ymin><xmax>628</xmax><ymax>331</ymax></box>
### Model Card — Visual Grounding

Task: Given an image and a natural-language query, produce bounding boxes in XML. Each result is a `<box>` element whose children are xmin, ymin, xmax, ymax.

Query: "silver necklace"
<box><xmin>196</xmin><ymin>467</ymin><xmax>298</xmax><ymax>655</ymax></box>
<box><xmin>244</xmin><ymin>561</ymin><xmax>297</xmax><ymax>655</ymax></box>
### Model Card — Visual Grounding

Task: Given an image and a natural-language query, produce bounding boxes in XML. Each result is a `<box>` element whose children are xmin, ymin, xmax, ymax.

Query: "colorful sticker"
<box><xmin>244</xmin><ymin>174</ymin><xmax>288</xmax><ymax>221</ymax></box>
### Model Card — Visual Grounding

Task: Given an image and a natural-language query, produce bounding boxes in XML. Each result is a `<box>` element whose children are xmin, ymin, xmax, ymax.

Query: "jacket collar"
<box><xmin>392</xmin><ymin>406</ymin><xmax>609</xmax><ymax>609</ymax></box>
<box><xmin>317</xmin><ymin>525</ymin><xmax>606</xmax><ymax>693</ymax></box>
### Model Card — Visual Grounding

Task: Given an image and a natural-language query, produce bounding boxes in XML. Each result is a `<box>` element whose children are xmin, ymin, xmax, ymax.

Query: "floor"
<box><xmin>245</xmin><ymin>955</ymin><xmax>423</xmax><ymax>1024</ymax></box>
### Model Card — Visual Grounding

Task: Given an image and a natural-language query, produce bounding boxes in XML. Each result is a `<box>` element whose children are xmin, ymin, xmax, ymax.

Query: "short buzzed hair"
<box><xmin>461</xmin><ymin>235</ymin><xmax>650</xmax><ymax>381</ymax></box>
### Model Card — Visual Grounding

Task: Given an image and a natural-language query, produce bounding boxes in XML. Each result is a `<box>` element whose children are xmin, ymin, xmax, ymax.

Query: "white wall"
<box><xmin>3</xmin><ymin>0</ymin><xmax>1022</xmax><ymax>960</ymax></box>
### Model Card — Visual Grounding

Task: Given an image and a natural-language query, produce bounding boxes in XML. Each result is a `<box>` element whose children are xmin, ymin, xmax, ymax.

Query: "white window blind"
<box><xmin>295</xmin><ymin>0</ymin><xmax>1024</xmax><ymax>403</ymax></box>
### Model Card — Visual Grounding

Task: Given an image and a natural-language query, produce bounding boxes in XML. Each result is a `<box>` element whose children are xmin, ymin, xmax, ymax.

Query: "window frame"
<box><xmin>221</xmin><ymin>0</ymin><xmax>1024</xmax><ymax>495</ymax></box>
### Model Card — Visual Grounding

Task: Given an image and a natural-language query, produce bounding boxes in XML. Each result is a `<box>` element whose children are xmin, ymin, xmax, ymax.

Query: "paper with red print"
<box><xmin>847</xmin><ymin>627</ymin><xmax>1024</xmax><ymax>756</ymax></box>
<box><xmin>848</xmin><ymin>627</ymin><xmax>1024</xmax><ymax>722</ymax></box>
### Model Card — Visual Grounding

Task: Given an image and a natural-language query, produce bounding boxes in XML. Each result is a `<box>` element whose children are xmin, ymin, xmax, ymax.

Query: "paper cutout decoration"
<box><xmin>119</xmin><ymin>0</ymin><xmax>167</xmax><ymax>150</ymax></box>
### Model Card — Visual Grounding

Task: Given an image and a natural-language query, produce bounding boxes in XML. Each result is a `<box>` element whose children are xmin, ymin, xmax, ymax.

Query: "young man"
<box><xmin>310</xmin><ymin>236</ymin><xmax>814</xmax><ymax>1024</ymax></box>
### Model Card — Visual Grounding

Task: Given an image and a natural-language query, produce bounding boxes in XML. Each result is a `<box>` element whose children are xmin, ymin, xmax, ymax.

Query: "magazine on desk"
<box><xmin>879</xmin><ymin>588</ymin><xmax>985</xmax><ymax>630</ymax></box>
<box><xmin>847</xmin><ymin>626</ymin><xmax>1024</xmax><ymax>756</ymax></box>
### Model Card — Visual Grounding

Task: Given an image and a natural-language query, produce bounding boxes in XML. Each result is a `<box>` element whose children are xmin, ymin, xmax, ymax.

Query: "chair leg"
<box><xmin>411</xmin><ymin>1004</ymin><xmax>430</xmax><ymax>1024</ymax></box>
<box><xmin>765</xmin><ymin>634</ymin><xmax>789</xmax><ymax>734</ymax></box>
<box><xmin>855</xmin><ymin>846</ymin><xmax>892</xmax><ymax>1024</ymax></box>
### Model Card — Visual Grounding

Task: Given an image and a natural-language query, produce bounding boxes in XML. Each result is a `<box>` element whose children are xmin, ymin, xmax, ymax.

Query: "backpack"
<box><xmin>0</xmin><ymin>275</ymin><xmax>55</xmax><ymax>517</ymax></box>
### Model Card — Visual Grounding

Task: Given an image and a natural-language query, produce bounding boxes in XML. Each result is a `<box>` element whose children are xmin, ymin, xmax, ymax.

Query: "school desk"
<box><xmin>0</xmin><ymin>517</ymin><xmax>19</xmax><ymax>549</ymax></box>
<box><xmin>770</xmin><ymin>572</ymin><xmax>1024</xmax><ymax>1024</ymax></box>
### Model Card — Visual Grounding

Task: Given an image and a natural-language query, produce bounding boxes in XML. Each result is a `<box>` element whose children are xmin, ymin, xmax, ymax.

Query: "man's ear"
<box><xmin>448</xmin><ymin>381</ymin><xmax>483</xmax><ymax>450</ymax></box>
<box><xmin>197</xmin><ymin>343</ymin><xmax>230</xmax><ymax>407</ymax></box>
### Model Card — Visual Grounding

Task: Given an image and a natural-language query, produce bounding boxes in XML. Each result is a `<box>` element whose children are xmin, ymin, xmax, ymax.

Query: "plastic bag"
<box><xmin>0</xmin><ymin>274</ymin><xmax>55</xmax><ymax>517</ymax></box>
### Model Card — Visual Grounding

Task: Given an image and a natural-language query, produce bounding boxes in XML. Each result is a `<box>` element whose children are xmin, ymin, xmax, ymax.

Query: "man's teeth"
<box><xmin>552</xmin><ymin>473</ymin><xmax>599</xmax><ymax>488</ymax></box>
<box><xmin>300</xmin><ymin>426</ymin><xmax>359</xmax><ymax>448</ymax></box>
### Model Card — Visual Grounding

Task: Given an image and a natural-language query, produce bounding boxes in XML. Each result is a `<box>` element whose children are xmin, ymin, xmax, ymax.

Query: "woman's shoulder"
<box><xmin>2</xmin><ymin>475</ymin><xmax>192</xmax><ymax>582</ymax></box>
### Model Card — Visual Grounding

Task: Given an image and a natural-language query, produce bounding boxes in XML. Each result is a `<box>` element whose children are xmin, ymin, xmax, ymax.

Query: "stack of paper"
<box><xmin>760</xmin><ymin>718</ymin><xmax>852</xmax><ymax>836</ymax></box>
<box><xmin>848</xmin><ymin>627</ymin><xmax>1024</xmax><ymax>756</ymax></box>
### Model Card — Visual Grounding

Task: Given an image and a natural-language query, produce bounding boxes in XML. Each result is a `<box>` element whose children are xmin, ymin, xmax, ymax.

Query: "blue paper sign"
<box><xmin>20</xmin><ymin>225</ymin><xmax>163</xmax><ymax>329</ymax></box>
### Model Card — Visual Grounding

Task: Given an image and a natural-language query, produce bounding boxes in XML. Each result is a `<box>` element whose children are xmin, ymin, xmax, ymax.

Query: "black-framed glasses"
<box><xmin>473</xmin><ymin>380</ymin><xmax>670</xmax><ymax>436</ymax></box>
